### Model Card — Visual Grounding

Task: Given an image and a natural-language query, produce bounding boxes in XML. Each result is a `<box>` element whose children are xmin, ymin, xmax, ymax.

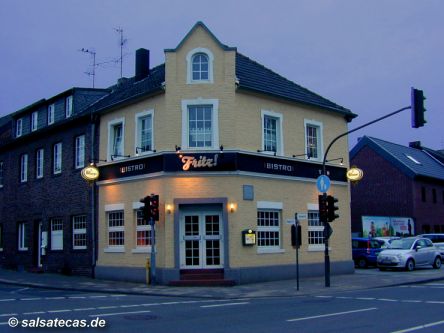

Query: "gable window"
<box><xmin>75</xmin><ymin>135</ymin><xmax>85</xmax><ymax>169</ymax></box>
<box><xmin>108</xmin><ymin>119</ymin><xmax>125</xmax><ymax>160</ymax></box>
<box><xmin>20</xmin><ymin>154</ymin><xmax>28</xmax><ymax>183</ymax></box>
<box><xmin>36</xmin><ymin>148</ymin><xmax>44</xmax><ymax>179</ymax></box>
<box><xmin>48</xmin><ymin>104</ymin><xmax>55</xmax><ymax>125</ymax></box>
<box><xmin>0</xmin><ymin>161</ymin><xmax>3</xmax><ymax>188</ymax></box>
<box><xmin>261</xmin><ymin>110</ymin><xmax>283</xmax><ymax>155</ymax></box>
<box><xmin>135</xmin><ymin>110</ymin><xmax>153</xmax><ymax>154</ymax></box>
<box><xmin>186</xmin><ymin>48</ymin><xmax>214</xmax><ymax>84</ymax></box>
<box><xmin>65</xmin><ymin>95</ymin><xmax>73</xmax><ymax>118</ymax></box>
<box><xmin>53</xmin><ymin>142</ymin><xmax>62</xmax><ymax>174</ymax></box>
<box><xmin>181</xmin><ymin>99</ymin><xmax>219</xmax><ymax>150</ymax></box>
<box><xmin>18</xmin><ymin>222</ymin><xmax>28</xmax><ymax>251</ymax></box>
<box><xmin>73</xmin><ymin>215</ymin><xmax>87</xmax><ymax>250</ymax></box>
<box><xmin>305</xmin><ymin>120</ymin><xmax>323</xmax><ymax>160</ymax></box>
<box><xmin>50</xmin><ymin>218</ymin><xmax>63</xmax><ymax>250</ymax></box>
<box><xmin>16</xmin><ymin>118</ymin><xmax>23</xmax><ymax>137</ymax></box>
<box><xmin>31</xmin><ymin>111</ymin><xmax>38</xmax><ymax>132</ymax></box>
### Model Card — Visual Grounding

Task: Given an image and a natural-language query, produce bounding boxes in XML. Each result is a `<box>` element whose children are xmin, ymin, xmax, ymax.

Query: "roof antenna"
<box><xmin>80</xmin><ymin>48</ymin><xmax>96</xmax><ymax>88</ymax></box>
<box><xmin>114</xmin><ymin>27</ymin><xmax>128</xmax><ymax>78</ymax></box>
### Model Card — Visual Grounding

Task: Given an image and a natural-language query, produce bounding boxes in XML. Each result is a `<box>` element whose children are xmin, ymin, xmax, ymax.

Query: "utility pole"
<box><xmin>114</xmin><ymin>27</ymin><xmax>127</xmax><ymax>78</ymax></box>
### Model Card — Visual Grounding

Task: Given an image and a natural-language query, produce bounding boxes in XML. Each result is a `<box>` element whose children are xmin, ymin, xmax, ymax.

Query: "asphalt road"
<box><xmin>1</xmin><ymin>281</ymin><xmax>444</xmax><ymax>333</ymax></box>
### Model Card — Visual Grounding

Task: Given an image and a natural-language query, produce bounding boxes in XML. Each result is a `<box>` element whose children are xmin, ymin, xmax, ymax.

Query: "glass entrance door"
<box><xmin>181</xmin><ymin>212</ymin><xmax>223</xmax><ymax>269</ymax></box>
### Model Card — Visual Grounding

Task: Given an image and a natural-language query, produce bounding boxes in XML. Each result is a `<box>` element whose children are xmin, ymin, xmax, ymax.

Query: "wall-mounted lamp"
<box><xmin>229</xmin><ymin>203</ymin><xmax>236</xmax><ymax>213</ymax></box>
<box><xmin>110</xmin><ymin>154</ymin><xmax>131</xmax><ymax>161</ymax></box>
<box><xmin>292</xmin><ymin>151</ymin><xmax>311</xmax><ymax>159</ymax></box>
<box><xmin>220</xmin><ymin>145</ymin><xmax>224</xmax><ymax>153</ymax></box>
<box><xmin>89</xmin><ymin>158</ymin><xmax>107</xmax><ymax>165</ymax></box>
<box><xmin>326</xmin><ymin>157</ymin><xmax>344</xmax><ymax>166</ymax></box>
<box><xmin>166</xmin><ymin>204</ymin><xmax>173</xmax><ymax>214</ymax></box>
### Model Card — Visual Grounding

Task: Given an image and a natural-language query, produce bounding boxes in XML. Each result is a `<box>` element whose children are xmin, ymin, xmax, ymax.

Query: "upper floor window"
<box><xmin>186</xmin><ymin>48</ymin><xmax>214</xmax><ymax>84</ymax></box>
<box><xmin>48</xmin><ymin>104</ymin><xmax>55</xmax><ymax>125</ymax></box>
<box><xmin>65</xmin><ymin>96</ymin><xmax>73</xmax><ymax>118</ymax></box>
<box><xmin>75</xmin><ymin>135</ymin><xmax>85</xmax><ymax>169</ymax></box>
<box><xmin>135</xmin><ymin>111</ymin><xmax>154</xmax><ymax>155</ymax></box>
<box><xmin>20</xmin><ymin>154</ymin><xmax>28</xmax><ymax>183</ymax></box>
<box><xmin>261</xmin><ymin>110</ymin><xmax>283</xmax><ymax>155</ymax></box>
<box><xmin>0</xmin><ymin>161</ymin><xmax>4</xmax><ymax>188</ymax></box>
<box><xmin>36</xmin><ymin>148</ymin><xmax>44</xmax><ymax>179</ymax></box>
<box><xmin>181</xmin><ymin>99</ymin><xmax>219</xmax><ymax>150</ymax></box>
<box><xmin>16</xmin><ymin>118</ymin><xmax>23</xmax><ymax>137</ymax></box>
<box><xmin>304</xmin><ymin>120</ymin><xmax>323</xmax><ymax>161</ymax></box>
<box><xmin>31</xmin><ymin>111</ymin><xmax>38</xmax><ymax>132</ymax></box>
<box><xmin>108</xmin><ymin>119</ymin><xmax>125</xmax><ymax>160</ymax></box>
<box><xmin>53</xmin><ymin>142</ymin><xmax>62</xmax><ymax>174</ymax></box>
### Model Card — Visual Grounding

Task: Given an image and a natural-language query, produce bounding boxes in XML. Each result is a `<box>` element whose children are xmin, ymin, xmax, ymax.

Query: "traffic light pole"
<box><xmin>321</xmin><ymin>105</ymin><xmax>411</xmax><ymax>288</ymax></box>
<box><xmin>150</xmin><ymin>216</ymin><xmax>156</xmax><ymax>286</ymax></box>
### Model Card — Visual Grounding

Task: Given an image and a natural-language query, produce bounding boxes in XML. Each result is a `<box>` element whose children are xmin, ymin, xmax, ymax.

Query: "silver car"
<box><xmin>377</xmin><ymin>237</ymin><xmax>442</xmax><ymax>271</ymax></box>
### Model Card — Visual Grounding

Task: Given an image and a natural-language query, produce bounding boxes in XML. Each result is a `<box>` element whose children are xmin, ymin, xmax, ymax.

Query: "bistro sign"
<box><xmin>181</xmin><ymin>154</ymin><xmax>219</xmax><ymax>171</ymax></box>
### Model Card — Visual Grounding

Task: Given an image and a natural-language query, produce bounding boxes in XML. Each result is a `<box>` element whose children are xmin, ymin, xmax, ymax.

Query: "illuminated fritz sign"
<box><xmin>346</xmin><ymin>167</ymin><xmax>364</xmax><ymax>182</ymax></box>
<box><xmin>81</xmin><ymin>165</ymin><xmax>100</xmax><ymax>181</ymax></box>
<box><xmin>181</xmin><ymin>154</ymin><xmax>219</xmax><ymax>171</ymax></box>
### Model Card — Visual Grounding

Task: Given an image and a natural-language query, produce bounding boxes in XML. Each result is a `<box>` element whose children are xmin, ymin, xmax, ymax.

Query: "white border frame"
<box><xmin>134</xmin><ymin>109</ymin><xmax>155</xmax><ymax>156</ymax></box>
<box><xmin>261</xmin><ymin>110</ymin><xmax>284</xmax><ymax>156</ymax></box>
<box><xmin>304</xmin><ymin>119</ymin><xmax>324</xmax><ymax>162</ymax></box>
<box><xmin>186</xmin><ymin>47</ymin><xmax>214</xmax><ymax>84</ymax></box>
<box><xmin>107</xmin><ymin>117</ymin><xmax>126</xmax><ymax>161</ymax></box>
<box><xmin>181</xmin><ymin>98</ymin><xmax>219</xmax><ymax>150</ymax></box>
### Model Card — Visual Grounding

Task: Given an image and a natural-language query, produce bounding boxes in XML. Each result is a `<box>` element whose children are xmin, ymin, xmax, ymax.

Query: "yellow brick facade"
<box><xmin>95</xmin><ymin>23</ymin><xmax>354</xmax><ymax>284</ymax></box>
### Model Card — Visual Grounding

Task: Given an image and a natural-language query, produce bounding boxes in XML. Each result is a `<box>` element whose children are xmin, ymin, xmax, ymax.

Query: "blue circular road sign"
<box><xmin>316</xmin><ymin>175</ymin><xmax>331</xmax><ymax>193</ymax></box>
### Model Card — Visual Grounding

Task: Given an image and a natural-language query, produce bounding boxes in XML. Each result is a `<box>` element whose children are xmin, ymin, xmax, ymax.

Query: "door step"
<box><xmin>169</xmin><ymin>269</ymin><xmax>235</xmax><ymax>287</ymax></box>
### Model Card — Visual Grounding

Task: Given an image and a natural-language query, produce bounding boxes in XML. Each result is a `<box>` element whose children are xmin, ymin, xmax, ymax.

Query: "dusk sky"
<box><xmin>1</xmin><ymin>0</ymin><xmax>442</xmax><ymax>150</ymax></box>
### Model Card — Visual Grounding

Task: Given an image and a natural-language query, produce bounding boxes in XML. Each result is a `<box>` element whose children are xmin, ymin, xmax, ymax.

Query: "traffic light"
<box><xmin>140</xmin><ymin>196</ymin><xmax>151</xmax><ymax>221</ymax></box>
<box><xmin>150</xmin><ymin>194</ymin><xmax>159</xmax><ymax>221</ymax></box>
<box><xmin>326</xmin><ymin>195</ymin><xmax>339</xmax><ymax>222</ymax></box>
<box><xmin>291</xmin><ymin>224</ymin><xmax>302</xmax><ymax>248</ymax></box>
<box><xmin>318</xmin><ymin>195</ymin><xmax>328</xmax><ymax>223</ymax></box>
<box><xmin>411</xmin><ymin>87</ymin><xmax>426</xmax><ymax>128</ymax></box>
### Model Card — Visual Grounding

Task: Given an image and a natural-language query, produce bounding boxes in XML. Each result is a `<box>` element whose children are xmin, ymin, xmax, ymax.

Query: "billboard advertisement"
<box><xmin>362</xmin><ymin>216</ymin><xmax>414</xmax><ymax>238</ymax></box>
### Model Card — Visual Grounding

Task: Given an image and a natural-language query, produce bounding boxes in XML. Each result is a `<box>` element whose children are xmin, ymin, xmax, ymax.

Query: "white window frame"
<box><xmin>261</xmin><ymin>110</ymin><xmax>284</xmax><ymax>156</ymax></box>
<box><xmin>65</xmin><ymin>95</ymin><xmax>73</xmax><ymax>118</ymax></box>
<box><xmin>186</xmin><ymin>47</ymin><xmax>214</xmax><ymax>84</ymax></box>
<box><xmin>75</xmin><ymin>135</ymin><xmax>85</xmax><ymax>169</ymax></box>
<box><xmin>135</xmin><ymin>110</ymin><xmax>154</xmax><ymax>156</ymax></box>
<box><xmin>16</xmin><ymin>118</ymin><xmax>23</xmax><ymax>137</ymax></box>
<box><xmin>73</xmin><ymin>215</ymin><xmax>87</xmax><ymax>250</ymax></box>
<box><xmin>50</xmin><ymin>218</ymin><xmax>64</xmax><ymax>251</ymax></box>
<box><xmin>31</xmin><ymin>111</ymin><xmax>38</xmax><ymax>132</ymax></box>
<box><xmin>106</xmin><ymin>210</ymin><xmax>125</xmax><ymax>252</ymax></box>
<box><xmin>256</xmin><ymin>201</ymin><xmax>284</xmax><ymax>254</ymax></box>
<box><xmin>181</xmin><ymin>98</ymin><xmax>219</xmax><ymax>150</ymax></box>
<box><xmin>53</xmin><ymin>142</ymin><xmax>62</xmax><ymax>174</ymax></box>
<box><xmin>18</xmin><ymin>223</ymin><xmax>28</xmax><ymax>251</ymax></box>
<box><xmin>48</xmin><ymin>104</ymin><xmax>55</xmax><ymax>125</ymax></box>
<box><xmin>20</xmin><ymin>154</ymin><xmax>28</xmax><ymax>183</ymax></box>
<box><xmin>304</xmin><ymin>119</ymin><xmax>324</xmax><ymax>161</ymax></box>
<box><xmin>107</xmin><ymin>118</ymin><xmax>125</xmax><ymax>161</ymax></box>
<box><xmin>307</xmin><ymin>203</ymin><xmax>324</xmax><ymax>251</ymax></box>
<box><xmin>36</xmin><ymin>148</ymin><xmax>44</xmax><ymax>179</ymax></box>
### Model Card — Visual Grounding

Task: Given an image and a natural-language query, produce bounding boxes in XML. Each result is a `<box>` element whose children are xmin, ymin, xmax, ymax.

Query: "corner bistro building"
<box><xmin>94</xmin><ymin>22</ymin><xmax>357</xmax><ymax>285</ymax></box>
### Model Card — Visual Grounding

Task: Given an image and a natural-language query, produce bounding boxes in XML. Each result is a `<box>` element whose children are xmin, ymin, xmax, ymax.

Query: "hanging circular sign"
<box><xmin>81</xmin><ymin>165</ymin><xmax>100</xmax><ymax>181</ymax></box>
<box><xmin>346</xmin><ymin>167</ymin><xmax>364</xmax><ymax>182</ymax></box>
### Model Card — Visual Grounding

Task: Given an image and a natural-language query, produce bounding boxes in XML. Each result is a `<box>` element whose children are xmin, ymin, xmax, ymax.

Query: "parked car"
<box><xmin>373</xmin><ymin>236</ymin><xmax>401</xmax><ymax>248</ymax></box>
<box><xmin>418</xmin><ymin>234</ymin><xmax>444</xmax><ymax>259</ymax></box>
<box><xmin>377</xmin><ymin>237</ymin><xmax>442</xmax><ymax>271</ymax></box>
<box><xmin>352</xmin><ymin>237</ymin><xmax>385</xmax><ymax>268</ymax></box>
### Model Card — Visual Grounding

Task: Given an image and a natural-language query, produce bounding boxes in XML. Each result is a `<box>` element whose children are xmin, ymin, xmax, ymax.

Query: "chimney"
<box><xmin>409</xmin><ymin>141</ymin><xmax>421</xmax><ymax>149</ymax></box>
<box><xmin>135</xmin><ymin>48</ymin><xmax>150</xmax><ymax>82</ymax></box>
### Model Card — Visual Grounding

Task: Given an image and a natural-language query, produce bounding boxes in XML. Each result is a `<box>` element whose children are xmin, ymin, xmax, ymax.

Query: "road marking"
<box><xmin>73</xmin><ymin>307</ymin><xmax>96</xmax><ymax>311</ymax></box>
<box><xmin>287</xmin><ymin>307</ymin><xmax>378</xmax><ymax>322</ymax></box>
<box><xmin>377</xmin><ymin>298</ymin><xmax>398</xmax><ymax>302</ymax></box>
<box><xmin>356</xmin><ymin>297</ymin><xmax>376</xmax><ymax>300</ymax></box>
<box><xmin>425</xmin><ymin>301</ymin><xmax>444</xmax><ymax>304</ymax></box>
<box><xmin>120</xmin><ymin>304</ymin><xmax>140</xmax><ymax>308</ymax></box>
<box><xmin>68</xmin><ymin>296</ymin><xmax>86</xmax><ymax>299</ymax></box>
<box><xmin>0</xmin><ymin>313</ymin><xmax>17</xmax><ymax>317</ymax></box>
<box><xmin>401</xmin><ymin>300</ymin><xmax>422</xmax><ymax>303</ymax></box>
<box><xmin>45</xmin><ymin>297</ymin><xmax>65</xmax><ymax>300</ymax></box>
<box><xmin>201</xmin><ymin>302</ymin><xmax>250</xmax><ymax>308</ymax></box>
<box><xmin>89</xmin><ymin>310</ymin><xmax>151</xmax><ymax>317</ymax></box>
<box><xmin>48</xmin><ymin>309</ymin><xmax>72</xmax><ymax>313</ymax></box>
<box><xmin>97</xmin><ymin>306</ymin><xmax>118</xmax><ymax>310</ymax></box>
<box><xmin>89</xmin><ymin>295</ymin><xmax>107</xmax><ymax>298</ymax></box>
<box><xmin>23</xmin><ymin>311</ymin><xmax>45</xmax><ymax>315</ymax></box>
<box><xmin>336</xmin><ymin>296</ymin><xmax>353</xmax><ymax>299</ymax></box>
<box><xmin>0</xmin><ymin>299</ymin><xmax>15</xmax><ymax>302</ymax></box>
<box><xmin>391</xmin><ymin>319</ymin><xmax>444</xmax><ymax>333</ymax></box>
<box><xmin>20</xmin><ymin>297</ymin><xmax>41</xmax><ymax>301</ymax></box>
<box><xmin>315</xmin><ymin>296</ymin><xmax>333</xmax><ymax>298</ymax></box>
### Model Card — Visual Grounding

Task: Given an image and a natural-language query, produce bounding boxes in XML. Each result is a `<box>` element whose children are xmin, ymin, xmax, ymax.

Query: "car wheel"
<box><xmin>379</xmin><ymin>267</ymin><xmax>387</xmax><ymax>271</ymax></box>
<box><xmin>357</xmin><ymin>258</ymin><xmax>368</xmax><ymax>268</ymax></box>
<box><xmin>433</xmin><ymin>256</ymin><xmax>442</xmax><ymax>269</ymax></box>
<box><xmin>405</xmin><ymin>259</ymin><xmax>415</xmax><ymax>271</ymax></box>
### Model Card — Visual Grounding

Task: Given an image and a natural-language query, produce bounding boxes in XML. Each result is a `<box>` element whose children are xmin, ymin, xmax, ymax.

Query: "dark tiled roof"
<box><xmin>90</xmin><ymin>64</ymin><xmax>165</xmax><ymax>113</ymax></box>
<box><xmin>235</xmin><ymin>53</ymin><xmax>355</xmax><ymax>119</ymax></box>
<box><xmin>350</xmin><ymin>136</ymin><xmax>444</xmax><ymax>181</ymax></box>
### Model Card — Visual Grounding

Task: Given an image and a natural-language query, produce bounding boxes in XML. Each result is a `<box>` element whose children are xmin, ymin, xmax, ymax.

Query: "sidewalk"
<box><xmin>0</xmin><ymin>268</ymin><xmax>443</xmax><ymax>299</ymax></box>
